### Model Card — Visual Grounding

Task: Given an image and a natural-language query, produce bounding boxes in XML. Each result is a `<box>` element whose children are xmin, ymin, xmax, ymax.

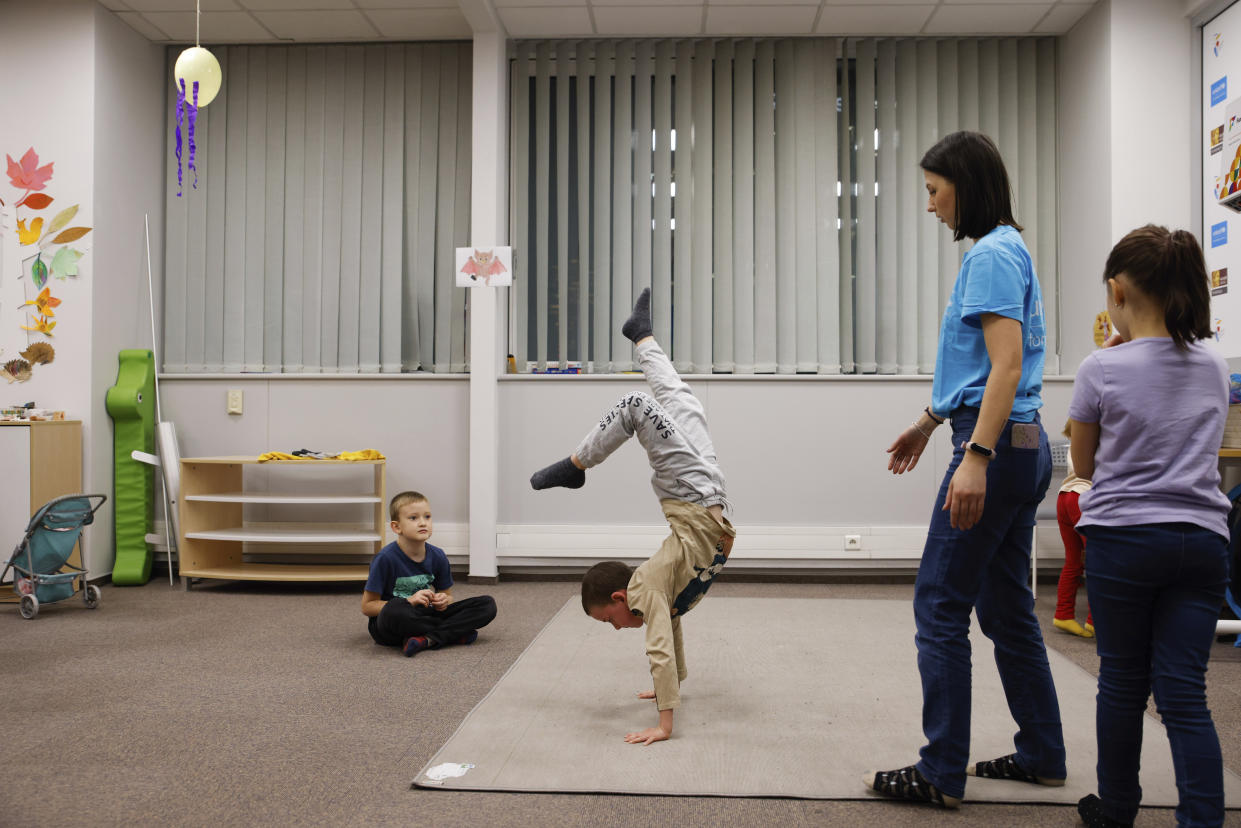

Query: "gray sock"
<box><xmin>530</xmin><ymin>457</ymin><xmax>585</xmax><ymax>490</ymax></box>
<box><xmin>621</xmin><ymin>287</ymin><xmax>653</xmax><ymax>343</ymax></box>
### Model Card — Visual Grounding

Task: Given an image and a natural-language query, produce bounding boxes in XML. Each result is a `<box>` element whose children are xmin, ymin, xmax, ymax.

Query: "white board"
<box><xmin>1203</xmin><ymin>2</ymin><xmax>1241</xmax><ymax>357</ymax></box>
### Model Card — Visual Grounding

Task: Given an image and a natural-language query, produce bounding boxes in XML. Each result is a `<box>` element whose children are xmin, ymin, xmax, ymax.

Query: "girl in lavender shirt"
<box><xmin>1069</xmin><ymin>225</ymin><xmax>1231</xmax><ymax>828</ymax></box>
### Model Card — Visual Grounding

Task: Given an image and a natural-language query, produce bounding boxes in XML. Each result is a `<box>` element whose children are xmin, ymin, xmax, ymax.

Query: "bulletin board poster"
<box><xmin>1204</xmin><ymin>1</ymin><xmax>1241</xmax><ymax>357</ymax></box>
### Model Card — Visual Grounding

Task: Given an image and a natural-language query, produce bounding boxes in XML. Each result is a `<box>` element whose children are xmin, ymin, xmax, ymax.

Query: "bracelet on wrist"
<box><xmin>912</xmin><ymin>420</ymin><xmax>933</xmax><ymax>440</ymax></box>
<box><xmin>924</xmin><ymin>406</ymin><xmax>945</xmax><ymax>425</ymax></box>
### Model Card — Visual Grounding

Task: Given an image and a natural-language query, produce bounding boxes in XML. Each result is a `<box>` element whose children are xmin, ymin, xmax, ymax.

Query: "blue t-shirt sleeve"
<box><xmin>364</xmin><ymin>549</ymin><xmax>391</xmax><ymax>596</ymax></box>
<box><xmin>1069</xmin><ymin>353</ymin><xmax>1103</xmax><ymax>424</ymax></box>
<box><xmin>431</xmin><ymin>546</ymin><xmax>454</xmax><ymax>591</ymax></box>
<box><xmin>959</xmin><ymin>249</ymin><xmax>1025</xmax><ymax>327</ymax></box>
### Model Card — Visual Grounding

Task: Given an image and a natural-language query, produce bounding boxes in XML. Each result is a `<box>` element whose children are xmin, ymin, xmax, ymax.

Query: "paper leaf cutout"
<box><xmin>44</xmin><ymin>204</ymin><xmax>77</xmax><ymax>237</ymax></box>
<box><xmin>23</xmin><ymin>286</ymin><xmax>60</xmax><ymax>316</ymax></box>
<box><xmin>50</xmin><ymin>247</ymin><xmax>83</xmax><ymax>278</ymax></box>
<box><xmin>22</xmin><ymin>193</ymin><xmax>52</xmax><ymax>210</ymax></box>
<box><xmin>6</xmin><ymin>148</ymin><xmax>53</xmax><ymax>192</ymax></box>
<box><xmin>17</xmin><ymin>217</ymin><xmax>43</xmax><ymax>245</ymax></box>
<box><xmin>19</xmin><ymin>342</ymin><xmax>54</xmax><ymax>365</ymax></box>
<box><xmin>3</xmin><ymin>359</ymin><xmax>32</xmax><ymax>382</ymax></box>
<box><xmin>30</xmin><ymin>256</ymin><xmax>48</xmax><ymax>289</ymax></box>
<box><xmin>20</xmin><ymin>315</ymin><xmax>55</xmax><ymax>336</ymax></box>
<box><xmin>51</xmin><ymin>226</ymin><xmax>91</xmax><ymax>245</ymax></box>
<box><xmin>0</xmin><ymin>367</ymin><xmax>13</xmax><ymax>384</ymax></box>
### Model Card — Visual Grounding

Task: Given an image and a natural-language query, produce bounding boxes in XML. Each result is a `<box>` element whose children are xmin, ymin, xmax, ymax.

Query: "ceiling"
<box><xmin>98</xmin><ymin>0</ymin><xmax>1100</xmax><ymax>42</ymax></box>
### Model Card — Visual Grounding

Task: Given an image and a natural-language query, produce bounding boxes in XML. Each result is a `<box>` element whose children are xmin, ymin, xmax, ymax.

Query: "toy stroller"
<box><xmin>4</xmin><ymin>494</ymin><xmax>107</xmax><ymax>619</ymax></box>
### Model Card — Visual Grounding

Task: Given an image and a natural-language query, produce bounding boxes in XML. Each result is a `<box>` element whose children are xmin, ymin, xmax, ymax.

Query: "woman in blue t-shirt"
<box><xmin>867</xmin><ymin>131</ymin><xmax>1066</xmax><ymax>808</ymax></box>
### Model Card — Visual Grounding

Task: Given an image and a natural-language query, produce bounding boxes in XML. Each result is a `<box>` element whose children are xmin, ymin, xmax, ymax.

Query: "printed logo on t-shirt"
<box><xmin>394</xmin><ymin>574</ymin><xmax>434</xmax><ymax>598</ymax></box>
<box><xmin>1026</xmin><ymin>297</ymin><xmax>1046</xmax><ymax>350</ymax></box>
<box><xmin>598</xmin><ymin>391</ymin><xmax>677</xmax><ymax>439</ymax></box>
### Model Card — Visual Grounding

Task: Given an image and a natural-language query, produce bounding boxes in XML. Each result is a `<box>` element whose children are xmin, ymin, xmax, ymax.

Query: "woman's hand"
<box><xmin>944</xmin><ymin>453</ymin><xmax>988</xmax><ymax>530</ymax></box>
<box><xmin>887</xmin><ymin>425</ymin><xmax>930</xmax><ymax>475</ymax></box>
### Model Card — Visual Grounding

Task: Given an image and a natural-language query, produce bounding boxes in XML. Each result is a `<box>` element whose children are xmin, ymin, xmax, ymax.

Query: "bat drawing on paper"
<box><xmin>460</xmin><ymin>248</ymin><xmax>508</xmax><ymax>286</ymax></box>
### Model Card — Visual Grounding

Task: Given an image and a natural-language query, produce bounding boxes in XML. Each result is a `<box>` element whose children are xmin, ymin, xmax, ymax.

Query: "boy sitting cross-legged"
<box><xmin>362</xmin><ymin>491</ymin><xmax>497</xmax><ymax>657</ymax></box>
<box><xmin>531</xmin><ymin>288</ymin><xmax>737</xmax><ymax>746</ymax></box>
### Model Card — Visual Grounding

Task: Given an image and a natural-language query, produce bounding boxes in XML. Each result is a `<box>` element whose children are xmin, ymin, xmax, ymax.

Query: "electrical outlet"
<box><xmin>844</xmin><ymin>534</ymin><xmax>863</xmax><ymax>551</ymax></box>
<box><xmin>226</xmin><ymin>388</ymin><xmax>244</xmax><ymax>415</ymax></box>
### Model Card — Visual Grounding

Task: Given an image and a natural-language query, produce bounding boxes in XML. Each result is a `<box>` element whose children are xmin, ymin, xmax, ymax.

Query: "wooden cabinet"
<box><xmin>0</xmin><ymin>421</ymin><xmax>83</xmax><ymax>594</ymax></box>
<box><xmin>178</xmin><ymin>456</ymin><xmax>385</xmax><ymax>588</ymax></box>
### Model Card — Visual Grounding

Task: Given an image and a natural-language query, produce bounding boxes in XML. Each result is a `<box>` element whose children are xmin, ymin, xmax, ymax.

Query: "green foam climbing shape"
<box><xmin>105</xmin><ymin>349</ymin><xmax>155</xmax><ymax>585</ymax></box>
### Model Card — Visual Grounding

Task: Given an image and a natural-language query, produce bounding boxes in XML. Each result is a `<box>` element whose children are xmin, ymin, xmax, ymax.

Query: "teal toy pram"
<box><xmin>3</xmin><ymin>494</ymin><xmax>107</xmax><ymax>619</ymax></box>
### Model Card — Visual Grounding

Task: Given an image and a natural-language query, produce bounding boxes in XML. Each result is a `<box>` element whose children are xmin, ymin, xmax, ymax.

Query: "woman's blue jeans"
<box><xmin>913</xmin><ymin>408</ymin><xmax>1066</xmax><ymax>799</ymax></box>
<box><xmin>1080</xmin><ymin>523</ymin><xmax>1228</xmax><ymax>828</ymax></box>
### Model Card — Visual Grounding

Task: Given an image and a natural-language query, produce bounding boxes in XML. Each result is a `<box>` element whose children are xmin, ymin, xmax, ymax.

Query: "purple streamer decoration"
<box><xmin>188</xmin><ymin>81</ymin><xmax>199</xmax><ymax>190</ymax></box>
<box><xmin>175</xmin><ymin>78</ymin><xmax>186</xmax><ymax>197</ymax></box>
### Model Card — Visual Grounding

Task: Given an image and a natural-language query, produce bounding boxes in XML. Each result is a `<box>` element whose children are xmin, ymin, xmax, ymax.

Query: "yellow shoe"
<box><xmin>1054</xmin><ymin>618</ymin><xmax>1094</xmax><ymax>638</ymax></box>
<box><xmin>1084</xmin><ymin>622</ymin><xmax>1095</xmax><ymax>635</ymax></box>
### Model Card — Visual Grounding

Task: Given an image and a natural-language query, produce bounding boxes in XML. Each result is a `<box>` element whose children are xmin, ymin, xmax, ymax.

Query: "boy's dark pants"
<box><xmin>369</xmin><ymin>595</ymin><xmax>497</xmax><ymax>648</ymax></box>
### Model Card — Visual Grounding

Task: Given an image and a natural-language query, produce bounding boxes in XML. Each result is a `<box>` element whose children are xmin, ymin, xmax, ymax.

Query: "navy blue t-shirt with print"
<box><xmin>365</xmin><ymin>541</ymin><xmax>453</xmax><ymax>601</ymax></box>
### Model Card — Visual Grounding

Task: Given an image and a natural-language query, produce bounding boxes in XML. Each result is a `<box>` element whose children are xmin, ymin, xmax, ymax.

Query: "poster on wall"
<box><xmin>1204</xmin><ymin>2</ymin><xmax>1241</xmax><ymax>357</ymax></box>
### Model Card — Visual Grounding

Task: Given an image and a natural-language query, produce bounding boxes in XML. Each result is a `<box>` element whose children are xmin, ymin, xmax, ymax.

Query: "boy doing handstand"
<box><xmin>530</xmin><ymin>288</ymin><xmax>737</xmax><ymax>746</ymax></box>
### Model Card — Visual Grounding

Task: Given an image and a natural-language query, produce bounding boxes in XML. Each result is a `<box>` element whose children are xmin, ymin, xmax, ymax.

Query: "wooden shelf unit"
<box><xmin>178</xmin><ymin>456</ymin><xmax>385</xmax><ymax>588</ymax></box>
<box><xmin>0</xmin><ymin>420</ymin><xmax>83</xmax><ymax>600</ymax></box>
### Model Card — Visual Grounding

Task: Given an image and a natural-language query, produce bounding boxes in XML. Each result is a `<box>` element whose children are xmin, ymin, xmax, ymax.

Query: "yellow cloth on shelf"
<box><xmin>257</xmin><ymin>451</ymin><xmax>301</xmax><ymax>462</ymax></box>
<box><xmin>336</xmin><ymin>449</ymin><xmax>385</xmax><ymax>461</ymax></box>
<box><xmin>257</xmin><ymin>449</ymin><xmax>385</xmax><ymax>462</ymax></box>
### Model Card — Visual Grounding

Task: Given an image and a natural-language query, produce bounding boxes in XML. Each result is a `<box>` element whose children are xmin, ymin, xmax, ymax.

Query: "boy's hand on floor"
<box><xmin>624</xmin><ymin>726</ymin><xmax>669</xmax><ymax>746</ymax></box>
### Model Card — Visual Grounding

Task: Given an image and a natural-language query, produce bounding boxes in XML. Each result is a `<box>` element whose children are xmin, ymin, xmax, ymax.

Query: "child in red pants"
<box><xmin>1054</xmin><ymin>421</ymin><xmax>1093</xmax><ymax>637</ymax></box>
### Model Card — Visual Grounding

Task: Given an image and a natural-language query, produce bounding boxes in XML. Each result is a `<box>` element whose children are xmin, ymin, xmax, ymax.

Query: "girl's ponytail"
<box><xmin>1162</xmin><ymin>229</ymin><xmax>1211</xmax><ymax>349</ymax></box>
<box><xmin>1103</xmin><ymin>225</ymin><xmax>1212</xmax><ymax>349</ymax></box>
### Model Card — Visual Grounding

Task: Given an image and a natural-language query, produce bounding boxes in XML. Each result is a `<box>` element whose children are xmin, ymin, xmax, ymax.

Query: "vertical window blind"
<box><xmin>163</xmin><ymin>42</ymin><xmax>472</xmax><ymax>374</ymax></box>
<box><xmin>509</xmin><ymin>37</ymin><xmax>1058</xmax><ymax>375</ymax></box>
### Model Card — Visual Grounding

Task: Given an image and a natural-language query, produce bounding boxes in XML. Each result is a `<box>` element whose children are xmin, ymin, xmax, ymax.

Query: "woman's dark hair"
<box><xmin>1103</xmin><ymin>224</ymin><xmax>1212</xmax><ymax>350</ymax></box>
<box><xmin>581</xmin><ymin>560</ymin><xmax>633</xmax><ymax>612</ymax></box>
<box><xmin>920</xmin><ymin>131</ymin><xmax>1022</xmax><ymax>242</ymax></box>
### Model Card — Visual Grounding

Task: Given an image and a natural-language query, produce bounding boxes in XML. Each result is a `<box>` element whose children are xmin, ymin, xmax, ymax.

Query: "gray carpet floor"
<box><xmin>413</xmin><ymin>597</ymin><xmax>1241</xmax><ymax>806</ymax></box>
<box><xmin>3</xmin><ymin>576</ymin><xmax>1241</xmax><ymax>827</ymax></box>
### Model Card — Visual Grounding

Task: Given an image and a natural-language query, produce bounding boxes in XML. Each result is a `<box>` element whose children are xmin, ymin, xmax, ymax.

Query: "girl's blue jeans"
<box><xmin>913</xmin><ymin>408</ymin><xmax>1066</xmax><ymax>799</ymax></box>
<box><xmin>1080</xmin><ymin>522</ymin><xmax>1228</xmax><ymax>828</ymax></box>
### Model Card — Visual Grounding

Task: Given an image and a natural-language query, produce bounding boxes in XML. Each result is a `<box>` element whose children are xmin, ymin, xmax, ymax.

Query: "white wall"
<box><xmin>1058</xmin><ymin>0</ymin><xmax>1113</xmax><ymax>373</ymax></box>
<box><xmin>160</xmin><ymin>377</ymin><xmax>471</xmax><ymax>522</ymax></box>
<box><xmin>160</xmin><ymin>374</ymin><xmax>1075</xmax><ymax>569</ymax></box>
<box><xmin>0</xmin><ymin>1</ymin><xmax>95</xmax><ymax>420</ymax></box>
<box><xmin>0</xmin><ymin>0</ymin><xmax>100</xmax><ymax>568</ymax></box>
<box><xmin>1057</xmin><ymin>0</ymin><xmax>1197</xmax><ymax>374</ymax></box>
<box><xmin>0</xmin><ymin>1</ymin><xmax>168</xmax><ymax>577</ymax></box>
<box><xmin>496</xmin><ymin>375</ymin><xmax>1076</xmax><ymax>565</ymax></box>
<box><xmin>89</xmin><ymin>5</ymin><xmax>166</xmax><ymax>577</ymax></box>
<box><xmin>1109</xmin><ymin>0</ymin><xmax>1196</xmax><ymax>239</ymax></box>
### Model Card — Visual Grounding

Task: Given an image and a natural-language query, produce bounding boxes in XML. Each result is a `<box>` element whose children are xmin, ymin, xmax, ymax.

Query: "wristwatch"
<box><xmin>965</xmin><ymin>441</ymin><xmax>994</xmax><ymax>460</ymax></box>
